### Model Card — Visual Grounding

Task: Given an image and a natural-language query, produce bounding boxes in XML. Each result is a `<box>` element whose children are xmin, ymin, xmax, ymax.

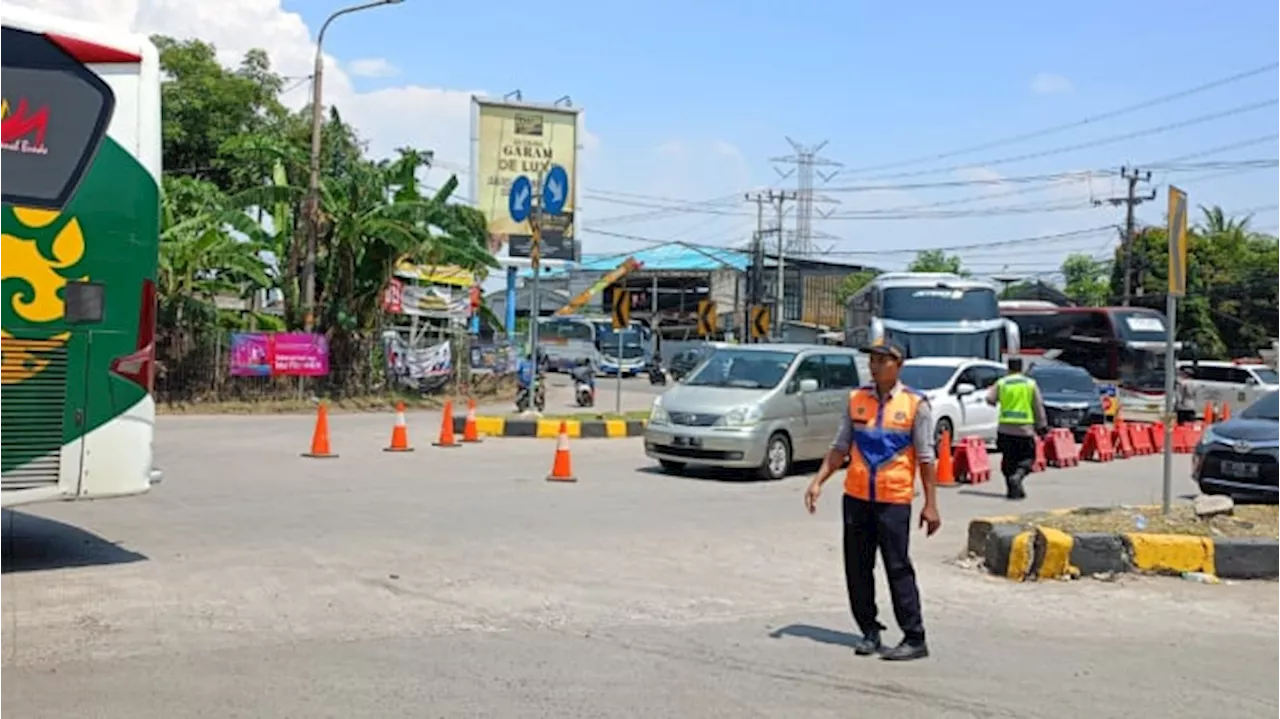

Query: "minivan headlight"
<box><xmin>718</xmin><ymin>404</ymin><xmax>762</xmax><ymax>428</ymax></box>
<box><xmin>649</xmin><ymin>396</ymin><xmax>670</xmax><ymax>424</ymax></box>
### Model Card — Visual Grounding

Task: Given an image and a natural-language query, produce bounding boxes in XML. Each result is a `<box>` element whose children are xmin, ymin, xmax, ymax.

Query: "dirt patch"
<box><xmin>1028</xmin><ymin>505</ymin><xmax>1279</xmax><ymax>539</ymax></box>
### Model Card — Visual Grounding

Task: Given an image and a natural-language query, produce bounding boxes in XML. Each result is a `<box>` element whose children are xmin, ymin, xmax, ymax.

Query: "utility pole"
<box><xmin>746</xmin><ymin>190</ymin><xmax>796</xmax><ymax>340</ymax></box>
<box><xmin>744</xmin><ymin>192</ymin><xmax>768</xmax><ymax>342</ymax></box>
<box><xmin>1094</xmin><ymin>166</ymin><xmax>1155</xmax><ymax>306</ymax></box>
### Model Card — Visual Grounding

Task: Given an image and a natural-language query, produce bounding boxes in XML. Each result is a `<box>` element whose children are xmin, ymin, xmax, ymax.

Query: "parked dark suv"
<box><xmin>1027</xmin><ymin>364</ymin><xmax>1106</xmax><ymax>440</ymax></box>
<box><xmin>1193</xmin><ymin>390</ymin><xmax>1278</xmax><ymax>503</ymax></box>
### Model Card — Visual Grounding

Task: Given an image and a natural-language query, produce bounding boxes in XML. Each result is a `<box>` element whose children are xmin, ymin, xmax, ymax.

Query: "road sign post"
<box><xmin>697</xmin><ymin>300</ymin><xmax>717</xmax><ymax>338</ymax></box>
<box><xmin>509</xmin><ymin>174</ymin><xmax>540</xmax><ymax>398</ymax></box>
<box><xmin>750</xmin><ymin>305</ymin><xmax>771</xmax><ymax>343</ymax></box>
<box><xmin>1161</xmin><ymin>186</ymin><xmax>1188</xmax><ymax>515</ymax></box>
<box><xmin>612</xmin><ymin>290</ymin><xmax>630</xmax><ymax>414</ymax></box>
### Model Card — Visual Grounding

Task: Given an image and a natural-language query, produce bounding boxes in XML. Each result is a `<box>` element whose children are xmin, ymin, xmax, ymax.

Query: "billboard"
<box><xmin>229</xmin><ymin>332</ymin><xmax>329</xmax><ymax>377</ymax></box>
<box><xmin>471</xmin><ymin>97</ymin><xmax>581</xmax><ymax>263</ymax></box>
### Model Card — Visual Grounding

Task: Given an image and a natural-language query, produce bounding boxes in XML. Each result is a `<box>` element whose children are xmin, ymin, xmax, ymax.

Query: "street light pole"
<box><xmin>304</xmin><ymin>0</ymin><xmax>403</xmax><ymax>331</ymax></box>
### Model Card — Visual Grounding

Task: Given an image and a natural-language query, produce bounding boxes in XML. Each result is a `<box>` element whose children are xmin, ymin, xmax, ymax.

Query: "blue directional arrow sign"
<box><xmin>542</xmin><ymin>164</ymin><xmax>569</xmax><ymax>216</ymax></box>
<box><xmin>508</xmin><ymin>175</ymin><xmax>533</xmax><ymax>223</ymax></box>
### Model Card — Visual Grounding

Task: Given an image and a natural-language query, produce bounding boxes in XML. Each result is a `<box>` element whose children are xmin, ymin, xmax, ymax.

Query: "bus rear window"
<box><xmin>2</xmin><ymin>27</ymin><xmax>115</xmax><ymax>210</ymax></box>
<box><xmin>1111</xmin><ymin>310</ymin><xmax>1167</xmax><ymax>343</ymax></box>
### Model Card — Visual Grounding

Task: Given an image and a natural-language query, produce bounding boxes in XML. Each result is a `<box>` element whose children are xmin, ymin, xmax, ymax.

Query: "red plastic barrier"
<box><xmin>1080</xmin><ymin>424</ymin><xmax>1116</xmax><ymax>462</ymax></box>
<box><xmin>1127</xmin><ymin>423</ymin><xmax>1154</xmax><ymax>456</ymax></box>
<box><xmin>1147</xmin><ymin>422</ymin><xmax>1165</xmax><ymax>453</ymax></box>
<box><xmin>1044</xmin><ymin>428</ymin><xmax>1081</xmax><ymax>467</ymax></box>
<box><xmin>1032</xmin><ymin>435</ymin><xmax>1047</xmax><ymax>473</ymax></box>
<box><xmin>953</xmin><ymin>436</ymin><xmax>992</xmax><ymax>484</ymax></box>
<box><xmin>1173</xmin><ymin>422</ymin><xmax>1202</xmax><ymax>454</ymax></box>
<box><xmin>1111</xmin><ymin>422</ymin><xmax>1135</xmax><ymax>458</ymax></box>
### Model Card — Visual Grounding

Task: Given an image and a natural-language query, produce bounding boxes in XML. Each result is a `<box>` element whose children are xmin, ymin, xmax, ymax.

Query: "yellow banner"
<box><xmin>474</xmin><ymin>99</ymin><xmax>578</xmax><ymax>256</ymax></box>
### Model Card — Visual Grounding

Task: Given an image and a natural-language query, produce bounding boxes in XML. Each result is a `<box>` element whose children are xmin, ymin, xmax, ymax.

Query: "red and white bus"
<box><xmin>999</xmin><ymin>302</ymin><xmax>1178</xmax><ymax>414</ymax></box>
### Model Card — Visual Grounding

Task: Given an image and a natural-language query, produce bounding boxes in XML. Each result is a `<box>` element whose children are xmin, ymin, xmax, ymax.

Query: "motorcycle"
<box><xmin>646</xmin><ymin>359</ymin><xmax>667</xmax><ymax>386</ymax></box>
<box><xmin>515</xmin><ymin>375</ymin><xmax>547</xmax><ymax>413</ymax></box>
<box><xmin>574</xmin><ymin>380</ymin><xmax>595</xmax><ymax>407</ymax></box>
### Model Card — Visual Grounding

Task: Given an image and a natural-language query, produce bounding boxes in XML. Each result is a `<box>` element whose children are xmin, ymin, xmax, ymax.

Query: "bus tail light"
<box><xmin>109</xmin><ymin>279</ymin><xmax>157</xmax><ymax>393</ymax></box>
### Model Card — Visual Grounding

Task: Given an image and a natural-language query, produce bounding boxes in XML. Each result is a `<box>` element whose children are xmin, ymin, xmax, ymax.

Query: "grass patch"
<box><xmin>1029</xmin><ymin>504</ymin><xmax>1278</xmax><ymax>539</ymax></box>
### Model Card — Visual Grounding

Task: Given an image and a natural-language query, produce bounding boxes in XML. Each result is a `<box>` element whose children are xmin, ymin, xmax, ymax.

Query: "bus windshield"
<box><xmin>886</xmin><ymin>328</ymin><xmax>1002</xmax><ymax>360</ymax></box>
<box><xmin>597</xmin><ymin>329</ymin><xmax>646</xmax><ymax>359</ymax></box>
<box><xmin>883</xmin><ymin>287</ymin><xmax>998</xmax><ymax>322</ymax></box>
<box><xmin>1111</xmin><ymin>310</ymin><xmax>1167</xmax><ymax>343</ymax></box>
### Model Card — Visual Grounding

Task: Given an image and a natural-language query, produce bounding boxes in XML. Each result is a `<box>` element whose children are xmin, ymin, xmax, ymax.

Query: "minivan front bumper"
<box><xmin>644</xmin><ymin>423</ymin><xmax>772</xmax><ymax>468</ymax></box>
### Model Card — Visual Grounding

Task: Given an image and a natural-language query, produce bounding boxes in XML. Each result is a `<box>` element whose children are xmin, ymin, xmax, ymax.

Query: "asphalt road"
<box><xmin>3</xmin><ymin>413</ymin><xmax>1276</xmax><ymax>719</ymax></box>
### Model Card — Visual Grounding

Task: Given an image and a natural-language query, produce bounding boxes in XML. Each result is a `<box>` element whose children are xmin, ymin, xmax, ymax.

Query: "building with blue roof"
<box><xmin>488</xmin><ymin>240</ymin><xmax>875</xmax><ymax>340</ymax></box>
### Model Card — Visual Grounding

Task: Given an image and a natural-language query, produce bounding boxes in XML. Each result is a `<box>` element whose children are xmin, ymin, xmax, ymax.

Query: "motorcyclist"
<box><xmin>571</xmin><ymin>357</ymin><xmax>596</xmax><ymax>393</ymax></box>
<box><xmin>515</xmin><ymin>350</ymin><xmax>535</xmax><ymax>393</ymax></box>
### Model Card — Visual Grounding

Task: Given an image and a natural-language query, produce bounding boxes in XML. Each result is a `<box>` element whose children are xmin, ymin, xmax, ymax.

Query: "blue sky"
<box><xmin>299</xmin><ymin>0</ymin><xmax>1278</xmax><ymax>280</ymax></box>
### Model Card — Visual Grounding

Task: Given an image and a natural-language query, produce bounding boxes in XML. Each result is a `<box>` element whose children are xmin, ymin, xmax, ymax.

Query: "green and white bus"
<box><xmin>2</xmin><ymin>7</ymin><xmax>162</xmax><ymax>508</ymax></box>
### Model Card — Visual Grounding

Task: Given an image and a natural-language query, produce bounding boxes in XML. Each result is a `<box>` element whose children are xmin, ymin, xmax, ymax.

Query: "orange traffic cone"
<box><xmin>936</xmin><ymin>429</ymin><xmax>955</xmax><ymax>486</ymax></box>
<box><xmin>433</xmin><ymin>399</ymin><xmax>460</xmax><ymax>448</ymax></box>
<box><xmin>1203</xmin><ymin>401</ymin><xmax>1216</xmax><ymax>424</ymax></box>
<box><xmin>302</xmin><ymin>402</ymin><xmax>339</xmax><ymax>458</ymax></box>
<box><xmin>546</xmin><ymin>421</ymin><xmax>577</xmax><ymax>482</ymax></box>
<box><xmin>462</xmin><ymin>398</ymin><xmax>483</xmax><ymax>443</ymax></box>
<box><xmin>1220</xmin><ymin>403</ymin><xmax>1231</xmax><ymax>421</ymax></box>
<box><xmin>384</xmin><ymin>402</ymin><xmax>414</xmax><ymax>452</ymax></box>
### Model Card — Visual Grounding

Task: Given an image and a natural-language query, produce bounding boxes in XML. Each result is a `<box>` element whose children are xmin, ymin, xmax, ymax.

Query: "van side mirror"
<box><xmin>954</xmin><ymin>382</ymin><xmax>977</xmax><ymax>396</ymax></box>
<box><xmin>798</xmin><ymin>378</ymin><xmax>819</xmax><ymax>393</ymax></box>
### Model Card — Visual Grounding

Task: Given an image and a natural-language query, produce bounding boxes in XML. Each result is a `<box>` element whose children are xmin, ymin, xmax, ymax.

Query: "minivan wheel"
<box><xmin>659</xmin><ymin>460</ymin><xmax>686</xmax><ymax>475</ymax></box>
<box><xmin>757</xmin><ymin>432</ymin><xmax>792</xmax><ymax>480</ymax></box>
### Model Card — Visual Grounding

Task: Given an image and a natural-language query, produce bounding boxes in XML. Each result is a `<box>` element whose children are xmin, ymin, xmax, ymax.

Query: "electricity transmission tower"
<box><xmin>771</xmin><ymin>138</ymin><xmax>842</xmax><ymax>256</ymax></box>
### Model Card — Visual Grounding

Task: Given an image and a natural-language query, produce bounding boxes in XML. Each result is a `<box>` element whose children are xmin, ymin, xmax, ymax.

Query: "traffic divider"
<box><xmin>1044</xmin><ymin>428</ymin><xmax>1080</xmax><ymax>467</ymax></box>
<box><xmin>953</xmin><ymin>436</ymin><xmax>992</xmax><ymax>484</ymax></box>
<box><xmin>1031</xmin><ymin>435</ymin><xmax>1047</xmax><ymax>473</ymax></box>
<box><xmin>1080</xmin><ymin>424</ymin><xmax>1115</xmax><ymax>462</ymax></box>
<box><xmin>1127</xmin><ymin>422</ymin><xmax>1154</xmax><ymax>455</ymax></box>
<box><xmin>450</xmin><ymin>415</ymin><xmax>647</xmax><ymax>440</ymax></box>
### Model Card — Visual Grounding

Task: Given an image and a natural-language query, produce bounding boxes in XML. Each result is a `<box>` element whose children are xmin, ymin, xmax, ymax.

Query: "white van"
<box><xmin>1178</xmin><ymin>360</ymin><xmax>1279</xmax><ymax>418</ymax></box>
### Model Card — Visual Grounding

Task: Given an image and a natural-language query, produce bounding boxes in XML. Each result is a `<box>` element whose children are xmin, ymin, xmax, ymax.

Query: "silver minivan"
<box><xmin>643</xmin><ymin>343</ymin><xmax>862</xmax><ymax>479</ymax></box>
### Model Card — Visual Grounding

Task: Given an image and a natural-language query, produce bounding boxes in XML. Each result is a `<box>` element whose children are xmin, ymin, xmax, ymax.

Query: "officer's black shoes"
<box><xmin>851</xmin><ymin>634</ymin><xmax>882</xmax><ymax>656</ymax></box>
<box><xmin>880</xmin><ymin>640</ymin><xmax>929</xmax><ymax>661</ymax></box>
<box><xmin>1006</xmin><ymin>479</ymin><xmax>1027</xmax><ymax>500</ymax></box>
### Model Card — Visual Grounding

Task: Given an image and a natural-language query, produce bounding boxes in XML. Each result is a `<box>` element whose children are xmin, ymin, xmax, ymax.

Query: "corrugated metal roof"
<box><xmin>524</xmin><ymin>241</ymin><xmax>750</xmax><ymax>278</ymax></box>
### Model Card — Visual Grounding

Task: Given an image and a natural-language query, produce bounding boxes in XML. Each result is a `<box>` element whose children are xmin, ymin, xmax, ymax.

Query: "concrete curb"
<box><xmin>967</xmin><ymin>515</ymin><xmax>1279</xmax><ymax>581</ymax></box>
<box><xmin>450</xmin><ymin>415</ymin><xmax>646</xmax><ymax>440</ymax></box>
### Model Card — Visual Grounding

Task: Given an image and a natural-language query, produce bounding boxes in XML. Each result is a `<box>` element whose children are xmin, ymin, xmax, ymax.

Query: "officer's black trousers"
<box><xmin>842</xmin><ymin>495</ymin><xmax>925</xmax><ymax>645</ymax></box>
<box><xmin>996</xmin><ymin>433</ymin><xmax>1037</xmax><ymax>485</ymax></box>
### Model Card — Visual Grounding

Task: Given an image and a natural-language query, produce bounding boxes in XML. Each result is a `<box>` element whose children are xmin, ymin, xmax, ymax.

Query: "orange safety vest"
<box><xmin>843</xmin><ymin>385</ymin><xmax>924</xmax><ymax>504</ymax></box>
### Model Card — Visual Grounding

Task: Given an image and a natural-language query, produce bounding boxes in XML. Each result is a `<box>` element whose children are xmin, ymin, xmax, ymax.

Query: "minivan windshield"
<box><xmin>899</xmin><ymin>364</ymin><xmax>958</xmax><ymax>391</ymax></box>
<box><xmin>683</xmin><ymin>349</ymin><xmax>796</xmax><ymax>389</ymax></box>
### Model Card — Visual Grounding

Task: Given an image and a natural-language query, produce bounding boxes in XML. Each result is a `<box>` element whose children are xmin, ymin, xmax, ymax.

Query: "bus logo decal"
<box><xmin>0</xmin><ymin>98</ymin><xmax>51</xmax><ymax>156</ymax></box>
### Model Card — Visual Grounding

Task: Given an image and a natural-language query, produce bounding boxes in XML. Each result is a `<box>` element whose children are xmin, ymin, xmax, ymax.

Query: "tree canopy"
<box><xmin>151</xmin><ymin>36</ymin><xmax>498</xmax><ymax>394</ymax></box>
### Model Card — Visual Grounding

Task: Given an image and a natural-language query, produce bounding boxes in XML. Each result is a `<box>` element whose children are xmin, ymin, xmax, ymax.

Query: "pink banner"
<box><xmin>229</xmin><ymin>332</ymin><xmax>329</xmax><ymax>377</ymax></box>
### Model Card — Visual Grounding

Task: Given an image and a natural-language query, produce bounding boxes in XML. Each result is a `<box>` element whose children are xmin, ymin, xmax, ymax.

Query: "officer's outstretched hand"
<box><xmin>918</xmin><ymin>504</ymin><xmax>942</xmax><ymax>536</ymax></box>
<box><xmin>804</xmin><ymin>479</ymin><xmax>822</xmax><ymax>514</ymax></box>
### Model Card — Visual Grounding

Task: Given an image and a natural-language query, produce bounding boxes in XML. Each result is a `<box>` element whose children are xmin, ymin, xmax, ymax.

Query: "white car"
<box><xmin>898</xmin><ymin>357</ymin><xmax>1008</xmax><ymax>447</ymax></box>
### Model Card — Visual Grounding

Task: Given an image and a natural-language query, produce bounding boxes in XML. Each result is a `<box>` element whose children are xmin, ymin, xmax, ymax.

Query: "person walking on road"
<box><xmin>804</xmin><ymin>339</ymin><xmax>941</xmax><ymax>662</ymax></box>
<box><xmin>984</xmin><ymin>358</ymin><xmax>1048</xmax><ymax>500</ymax></box>
<box><xmin>1175</xmin><ymin>367</ymin><xmax>1196</xmax><ymax>423</ymax></box>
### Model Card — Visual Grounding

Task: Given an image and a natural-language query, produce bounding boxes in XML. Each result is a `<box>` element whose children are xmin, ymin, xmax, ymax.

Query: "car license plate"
<box><xmin>1221</xmin><ymin>460</ymin><xmax>1260</xmax><ymax>479</ymax></box>
<box><xmin>1053</xmin><ymin>416</ymin><xmax>1074</xmax><ymax>427</ymax></box>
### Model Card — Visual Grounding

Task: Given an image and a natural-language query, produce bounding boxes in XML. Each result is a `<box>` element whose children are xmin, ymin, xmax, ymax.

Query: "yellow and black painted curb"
<box><xmin>451</xmin><ymin>415</ymin><xmax>646</xmax><ymax>440</ymax></box>
<box><xmin>969</xmin><ymin>514</ymin><xmax>1278</xmax><ymax>582</ymax></box>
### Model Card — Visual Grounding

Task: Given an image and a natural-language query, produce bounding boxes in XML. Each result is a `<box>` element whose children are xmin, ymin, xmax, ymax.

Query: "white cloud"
<box><xmin>1030</xmin><ymin>72</ymin><xmax>1073</xmax><ymax>95</ymax></box>
<box><xmin>11</xmin><ymin>0</ymin><xmax>599</xmax><ymax>187</ymax></box>
<box><xmin>654</xmin><ymin>140</ymin><xmax>684</xmax><ymax>156</ymax></box>
<box><xmin>347</xmin><ymin>57</ymin><xmax>397</xmax><ymax>78</ymax></box>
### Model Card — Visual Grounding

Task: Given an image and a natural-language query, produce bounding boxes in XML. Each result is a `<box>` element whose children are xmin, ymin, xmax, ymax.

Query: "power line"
<box><xmin>840</xmin><ymin>62</ymin><xmax>1280</xmax><ymax>175</ymax></box>
<box><xmin>854</xmin><ymin>98</ymin><xmax>1279</xmax><ymax>182</ymax></box>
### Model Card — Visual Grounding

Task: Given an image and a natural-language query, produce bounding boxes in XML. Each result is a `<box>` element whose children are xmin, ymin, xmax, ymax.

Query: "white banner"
<box><xmin>383</xmin><ymin>333</ymin><xmax>452</xmax><ymax>388</ymax></box>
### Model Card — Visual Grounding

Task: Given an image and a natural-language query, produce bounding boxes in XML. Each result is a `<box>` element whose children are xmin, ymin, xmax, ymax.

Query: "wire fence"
<box><xmin>154</xmin><ymin>326</ymin><xmax>519</xmax><ymax>407</ymax></box>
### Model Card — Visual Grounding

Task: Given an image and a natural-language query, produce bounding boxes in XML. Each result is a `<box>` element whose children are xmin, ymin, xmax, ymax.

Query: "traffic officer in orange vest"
<box><xmin>804</xmin><ymin>339</ymin><xmax>940</xmax><ymax>662</ymax></box>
